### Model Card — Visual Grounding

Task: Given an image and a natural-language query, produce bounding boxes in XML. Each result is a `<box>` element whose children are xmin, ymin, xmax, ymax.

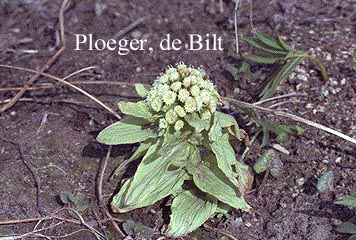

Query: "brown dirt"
<box><xmin>0</xmin><ymin>0</ymin><xmax>355</xmax><ymax>239</ymax></box>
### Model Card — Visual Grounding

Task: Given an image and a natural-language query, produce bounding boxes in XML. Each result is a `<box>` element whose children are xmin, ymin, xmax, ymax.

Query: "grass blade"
<box><xmin>277</xmin><ymin>34</ymin><xmax>294</xmax><ymax>52</ymax></box>
<box><xmin>245</xmin><ymin>54</ymin><xmax>284</xmax><ymax>64</ymax></box>
<box><xmin>253</xmin><ymin>29</ymin><xmax>285</xmax><ymax>51</ymax></box>
<box><xmin>260</xmin><ymin>56</ymin><xmax>304</xmax><ymax>100</ymax></box>
<box><xmin>242</xmin><ymin>36</ymin><xmax>289</xmax><ymax>56</ymax></box>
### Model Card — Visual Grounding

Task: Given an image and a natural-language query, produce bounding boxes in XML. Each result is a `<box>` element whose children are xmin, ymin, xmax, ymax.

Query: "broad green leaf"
<box><xmin>188</xmin><ymin>154</ymin><xmax>250</xmax><ymax>211</ymax></box>
<box><xmin>317</xmin><ymin>170</ymin><xmax>334</xmax><ymax>192</ymax></box>
<box><xmin>216</xmin><ymin>111</ymin><xmax>240</xmax><ymax>140</ymax></box>
<box><xmin>159</xmin><ymin>140</ymin><xmax>193</xmax><ymax>167</ymax></box>
<box><xmin>208</xmin><ymin>113</ymin><xmax>222</xmax><ymax>142</ymax></box>
<box><xmin>210</xmin><ymin>134</ymin><xmax>239</xmax><ymax>187</ymax></box>
<box><xmin>334</xmin><ymin>195</ymin><xmax>356</xmax><ymax>208</ymax></box>
<box><xmin>185</xmin><ymin>113</ymin><xmax>210</xmax><ymax>132</ymax></box>
<box><xmin>112</xmin><ymin>143</ymin><xmax>190</xmax><ymax>212</ymax></box>
<box><xmin>253</xmin><ymin>29</ymin><xmax>285</xmax><ymax>51</ymax></box>
<box><xmin>113</xmin><ymin>168</ymin><xmax>188</xmax><ymax>213</ymax></box>
<box><xmin>336</xmin><ymin>222</ymin><xmax>356</xmax><ymax>234</ymax></box>
<box><xmin>96</xmin><ymin>116</ymin><xmax>157</xmax><ymax>145</ymax></box>
<box><xmin>135</xmin><ymin>84</ymin><xmax>150</xmax><ymax>98</ymax></box>
<box><xmin>112</xmin><ymin>141</ymin><xmax>192</xmax><ymax>212</ymax></box>
<box><xmin>118</xmin><ymin>101</ymin><xmax>156</xmax><ymax>121</ymax></box>
<box><xmin>260</xmin><ymin>56</ymin><xmax>304</xmax><ymax>100</ymax></box>
<box><xmin>165</xmin><ymin>190</ymin><xmax>217</xmax><ymax>237</ymax></box>
<box><xmin>242</xmin><ymin>36</ymin><xmax>288</xmax><ymax>56</ymax></box>
<box><xmin>245</xmin><ymin>54</ymin><xmax>283</xmax><ymax>64</ymax></box>
<box><xmin>111</xmin><ymin>140</ymin><xmax>153</xmax><ymax>179</ymax></box>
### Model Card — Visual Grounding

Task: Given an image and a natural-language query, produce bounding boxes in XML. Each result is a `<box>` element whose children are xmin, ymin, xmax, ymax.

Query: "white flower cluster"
<box><xmin>146</xmin><ymin>63</ymin><xmax>220</xmax><ymax>131</ymax></box>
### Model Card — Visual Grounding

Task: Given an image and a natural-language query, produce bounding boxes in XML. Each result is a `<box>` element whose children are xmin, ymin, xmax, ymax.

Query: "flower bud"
<box><xmin>174</xmin><ymin>120</ymin><xmax>184</xmax><ymax>131</ymax></box>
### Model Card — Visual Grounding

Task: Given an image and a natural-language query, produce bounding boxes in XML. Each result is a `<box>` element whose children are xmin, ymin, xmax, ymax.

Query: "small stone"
<box><xmin>297</xmin><ymin>74</ymin><xmax>308</xmax><ymax>82</ymax></box>
<box><xmin>335</xmin><ymin>157</ymin><xmax>342</xmax><ymax>163</ymax></box>
<box><xmin>325</xmin><ymin>53</ymin><xmax>332</xmax><ymax>61</ymax></box>
<box><xmin>296</xmin><ymin>177</ymin><xmax>305</xmax><ymax>186</ymax></box>
<box><xmin>340</xmin><ymin>78</ymin><xmax>346</xmax><ymax>85</ymax></box>
<box><xmin>131</xmin><ymin>30</ymin><xmax>142</xmax><ymax>39</ymax></box>
<box><xmin>245</xmin><ymin>222</ymin><xmax>252</xmax><ymax>228</ymax></box>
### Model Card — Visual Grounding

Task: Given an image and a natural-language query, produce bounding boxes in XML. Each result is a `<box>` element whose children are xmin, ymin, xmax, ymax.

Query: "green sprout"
<box><xmin>334</xmin><ymin>196</ymin><xmax>356</xmax><ymax>239</ymax></box>
<box><xmin>242</xmin><ymin>29</ymin><xmax>328</xmax><ymax>100</ymax></box>
<box><xmin>97</xmin><ymin>63</ymin><xmax>252</xmax><ymax>237</ymax></box>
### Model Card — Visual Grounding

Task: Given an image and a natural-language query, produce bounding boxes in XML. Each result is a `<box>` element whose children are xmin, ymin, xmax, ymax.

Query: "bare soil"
<box><xmin>0</xmin><ymin>0</ymin><xmax>355</xmax><ymax>239</ymax></box>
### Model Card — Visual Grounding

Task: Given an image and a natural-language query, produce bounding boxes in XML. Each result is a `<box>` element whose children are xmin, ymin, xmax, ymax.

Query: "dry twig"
<box><xmin>0</xmin><ymin>0</ymin><xmax>71</xmax><ymax>113</ymax></box>
<box><xmin>97</xmin><ymin>146</ymin><xmax>125</xmax><ymax>237</ymax></box>
<box><xmin>0</xmin><ymin>64</ymin><xmax>121</xmax><ymax>119</ymax></box>
<box><xmin>222</xmin><ymin>96</ymin><xmax>356</xmax><ymax>145</ymax></box>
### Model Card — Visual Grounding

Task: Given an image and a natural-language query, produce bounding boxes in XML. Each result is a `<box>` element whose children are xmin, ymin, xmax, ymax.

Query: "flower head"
<box><xmin>145</xmin><ymin>63</ymin><xmax>221</xmax><ymax>131</ymax></box>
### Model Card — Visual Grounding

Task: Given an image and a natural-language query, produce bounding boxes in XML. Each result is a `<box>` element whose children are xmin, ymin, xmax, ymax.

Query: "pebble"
<box><xmin>297</xmin><ymin>74</ymin><xmax>308</xmax><ymax>82</ymax></box>
<box><xmin>296</xmin><ymin>177</ymin><xmax>305</xmax><ymax>186</ymax></box>
<box><xmin>131</xmin><ymin>30</ymin><xmax>142</xmax><ymax>39</ymax></box>
<box><xmin>245</xmin><ymin>222</ymin><xmax>252</xmax><ymax>228</ymax></box>
<box><xmin>325</xmin><ymin>53</ymin><xmax>332</xmax><ymax>61</ymax></box>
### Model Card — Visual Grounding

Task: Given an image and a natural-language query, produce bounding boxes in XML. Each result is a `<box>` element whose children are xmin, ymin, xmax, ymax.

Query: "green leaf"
<box><xmin>122</xmin><ymin>220</ymin><xmax>154</xmax><ymax>239</ymax></box>
<box><xmin>210</xmin><ymin>134</ymin><xmax>239</xmax><ymax>187</ymax></box>
<box><xmin>112</xmin><ymin>142</ymin><xmax>190</xmax><ymax>212</ymax></box>
<box><xmin>317</xmin><ymin>170</ymin><xmax>334</xmax><ymax>192</ymax></box>
<box><xmin>165</xmin><ymin>189</ymin><xmax>217</xmax><ymax>237</ymax></box>
<box><xmin>245</xmin><ymin>54</ymin><xmax>283</xmax><ymax>64</ymax></box>
<box><xmin>277</xmin><ymin>34</ymin><xmax>294</xmax><ymax>52</ymax></box>
<box><xmin>253</xmin><ymin>149</ymin><xmax>283</xmax><ymax>177</ymax></box>
<box><xmin>353</xmin><ymin>60</ymin><xmax>356</xmax><ymax>71</ymax></box>
<box><xmin>216</xmin><ymin>112</ymin><xmax>240</xmax><ymax>140</ymax></box>
<box><xmin>334</xmin><ymin>195</ymin><xmax>356</xmax><ymax>208</ymax></box>
<box><xmin>111</xmin><ymin>140</ymin><xmax>153</xmax><ymax>179</ymax></box>
<box><xmin>118</xmin><ymin>101</ymin><xmax>156</xmax><ymax>121</ymax></box>
<box><xmin>215</xmin><ymin>202</ymin><xmax>231</xmax><ymax>215</ymax></box>
<box><xmin>234</xmin><ymin>161</ymin><xmax>253</xmax><ymax>193</ymax></box>
<box><xmin>336</xmin><ymin>222</ymin><xmax>356</xmax><ymax>234</ymax></box>
<box><xmin>253</xmin><ymin>29</ymin><xmax>285</xmax><ymax>51</ymax></box>
<box><xmin>135</xmin><ymin>84</ymin><xmax>150</xmax><ymax>98</ymax></box>
<box><xmin>208</xmin><ymin>113</ymin><xmax>223</xmax><ymax>142</ymax></box>
<box><xmin>349</xmin><ymin>235</ymin><xmax>356</xmax><ymax>240</ymax></box>
<box><xmin>242</xmin><ymin>36</ymin><xmax>288</xmax><ymax>56</ymax></box>
<box><xmin>96</xmin><ymin>116</ymin><xmax>157</xmax><ymax>145</ymax></box>
<box><xmin>260</xmin><ymin>56</ymin><xmax>304</xmax><ymax>100</ymax></box>
<box><xmin>185</xmin><ymin>113</ymin><xmax>210</xmax><ymax>132</ymax></box>
<box><xmin>187</xmin><ymin>153</ymin><xmax>250</xmax><ymax>211</ymax></box>
<box><xmin>160</xmin><ymin>140</ymin><xmax>194</xmax><ymax>167</ymax></box>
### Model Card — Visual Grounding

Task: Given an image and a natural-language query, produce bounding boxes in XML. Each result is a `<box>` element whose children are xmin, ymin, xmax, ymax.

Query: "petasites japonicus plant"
<box><xmin>97</xmin><ymin>63</ymin><xmax>252</xmax><ymax>237</ymax></box>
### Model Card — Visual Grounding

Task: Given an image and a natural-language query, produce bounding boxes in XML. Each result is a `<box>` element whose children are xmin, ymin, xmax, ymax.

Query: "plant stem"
<box><xmin>222</xmin><ymin>97</ymin><xmax>356</xmax><ymax>145</ymax></box>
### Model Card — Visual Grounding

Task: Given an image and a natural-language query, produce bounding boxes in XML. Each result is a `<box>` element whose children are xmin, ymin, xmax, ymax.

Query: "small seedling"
<box><xmin>59</xmin><ymin>191</ymin><xmax>88</xmax><ymax>218</ymax></box>
<box><xmin>97</xmin><ymin>63</ymin><xmax>252</xmax><ymax>237</ymax></box>
<box><xmin>334</xmin><ymin>195</ymin><xmax>356</xmax><ymax>239</ymax></box>
<box><xmin>242</xmin><ymin>29</ymin><xmax>328</xmax><ymax>100</ymax></box>
<box><xmin>253</xmin><ymin>149</ymin><xmax>283</xmax><ymax>177</ymax></box>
